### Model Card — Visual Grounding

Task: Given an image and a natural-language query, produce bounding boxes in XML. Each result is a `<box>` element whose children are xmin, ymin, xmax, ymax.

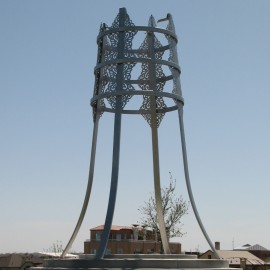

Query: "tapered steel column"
<box><xmin>148</xmin><ymin>17</ymin><xmax>170</xmax><ymax>254</ymax></box>
<box><xmin>96</xmin><ymin>8</ymin><xmax>126</xmax><ymax>259</ymax></box>
<box><xmin>96</xmin><ymin>104</ymin><xmax>122</xmax><ymax>259</ymax></box>
<box><xmin>178</xmin><ymin>106</ymin><xmax>220</xmax><ymax>259</ymax></box>
<box><xmin>61</xmin><ymin>21</ymin><xmax>106</xmax><ymax>258</ymax></box>
<box><xmin>61</xmin><ymin>117</ymin><xmax>100</xmax><ymax>257</ymax></box>
<box><xmin>150</xmin><ymin>122</ymin><xmax>171</xmax><ymax>254</ymax></box>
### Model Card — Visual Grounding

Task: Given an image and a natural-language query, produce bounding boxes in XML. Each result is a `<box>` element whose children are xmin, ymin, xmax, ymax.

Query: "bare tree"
<box><xmin>44</xmin><ymin>240</ymin><xmax>63</xmax><ymax>254</ymax></box>
<box><xmin>138</xmin><ymin>172</ymin><xmax>189</xmax><ymax>239</ymax></box>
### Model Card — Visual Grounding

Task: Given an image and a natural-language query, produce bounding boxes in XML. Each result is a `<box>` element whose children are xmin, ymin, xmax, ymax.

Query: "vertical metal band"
<box><xmin>147</xmin><ymin>22</ymin><xmax>171</xmax><ymax>254</ymax></box>
<box><xmin>150</xmin><ymin>122</ymin><xmax>171</xmax><ymax>254</ymax></box>
<box><xmin>95</xmin><ymin>7</ymin><xmax>126</xmax><ymax>259</ymax></box>
<box><xmin>61</xmin><ymin>19</ymin><xmax>107</xmax><ymax>258</ymax></box>
<box><xmin>61</xmin><ymin>115</ymin><xmax>100</xmax><ymax>257</ymax></box>
<box><xmin>177</xmin><ymin>105</ymin><xmax>220</xmax><ymax>259</ymax></box>
<box><xmin>96</xmin><ymin>105</ymin><xmax>122</xmax><ymax>259</ymax></box>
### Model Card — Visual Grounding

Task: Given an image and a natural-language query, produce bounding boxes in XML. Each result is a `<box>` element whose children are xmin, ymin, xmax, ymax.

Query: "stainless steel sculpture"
<box><xmin>61</xmin><ymin>7</ymin><xmax>220</xmax><ymax>259</ymax></box>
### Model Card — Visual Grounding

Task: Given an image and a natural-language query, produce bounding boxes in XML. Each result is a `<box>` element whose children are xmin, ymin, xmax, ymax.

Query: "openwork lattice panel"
<box><xmin>91</xmin><ymin>8</ymin><xmax>184</xmax><ymax>125</ymax></box>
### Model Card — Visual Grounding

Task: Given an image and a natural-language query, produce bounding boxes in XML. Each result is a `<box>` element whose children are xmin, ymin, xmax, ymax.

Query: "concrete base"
<box><xmin>31</xmin><ymin>254</ymin><xmax>240</xmax><ymax>270</ymax></box>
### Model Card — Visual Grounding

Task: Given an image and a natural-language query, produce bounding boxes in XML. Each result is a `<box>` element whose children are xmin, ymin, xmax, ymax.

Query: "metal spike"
<box><xmin>167</xmin><ymin>13</ymin><xmax>176</xmax><ymax>33</ymax></box>
<box><xmin>148</xmin><ymin>15</ymin><xmax>157</xmax><ymax>27</ymax></box>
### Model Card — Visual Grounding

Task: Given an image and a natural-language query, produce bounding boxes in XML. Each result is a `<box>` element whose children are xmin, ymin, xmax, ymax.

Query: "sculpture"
<box><xmin>61</xmin><ymin>7</ymin><xmax>219</xmax><ymax>259</ymax></box>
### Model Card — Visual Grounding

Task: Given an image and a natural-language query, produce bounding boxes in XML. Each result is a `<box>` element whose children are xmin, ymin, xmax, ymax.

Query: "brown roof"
<box><xmin>218</xmin><ymin>250</ymin><xmax>265</xmax><ymax>265</ymax></box>
<box><xmin>200</xmin><ymin>250</ymin><xmax>265</xmax><ymax>266</ymax></box>
<box><xmin>90</xmin><ymin>225</ymin><xmax>132</xmax><ymax>231</ymax></box>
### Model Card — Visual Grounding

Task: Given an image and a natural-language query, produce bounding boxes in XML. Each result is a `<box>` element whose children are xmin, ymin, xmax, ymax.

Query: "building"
<box><xmin>199</xmin><ymin>242</ymin><xmax>270</xmax><ymax>270</ymax></box>
<box><xmin>234</xmin><ymin>244</ymin><xmax>270</xmax><ymax>261</ymax></box>
<box><xmin>84</xmin><ymin>225</ymin><xmax>181</xmax><ymax>255</ymax></box>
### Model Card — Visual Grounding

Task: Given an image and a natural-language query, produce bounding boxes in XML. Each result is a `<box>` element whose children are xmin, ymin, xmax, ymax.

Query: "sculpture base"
<box><xmin>31</xmin><ymin>254</ymin><xmax>239</xmax><ymax>270</ymax></box>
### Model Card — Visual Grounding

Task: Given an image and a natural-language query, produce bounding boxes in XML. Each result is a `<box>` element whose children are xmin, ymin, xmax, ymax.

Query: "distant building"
<box><xmin>199</xmin><ymin>242</ymin><xmax>270</xmax><ymax>270</ymax></box>
<box><xmin>234</xmin><ymin>244</ymin><xmax>270</xmax><ymax>261</ymax></box>
<box><xmin>84</xmin><ymin>225</ymin><xmax>181</xmax><ymax>255</ymax></box>
<box><xmin>0</xmin><ymin>253</ymin><xmax>43</xmax><ymax>270</ymax></box>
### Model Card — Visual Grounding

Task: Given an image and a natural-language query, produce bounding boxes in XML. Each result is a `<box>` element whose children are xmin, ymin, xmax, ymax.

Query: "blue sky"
<box><xmin>1</xmin><ymin>0</ymin><xmax>270</xmax><ymax>253</ymax></box>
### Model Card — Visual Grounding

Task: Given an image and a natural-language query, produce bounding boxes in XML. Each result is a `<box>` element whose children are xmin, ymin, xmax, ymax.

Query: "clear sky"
<box><xmin>1</xmin><ymin>0</ymin><xmax>270</xmax><ymax>254</ymax></box>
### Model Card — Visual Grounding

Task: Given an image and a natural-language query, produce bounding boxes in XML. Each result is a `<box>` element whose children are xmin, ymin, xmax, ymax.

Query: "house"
<box><xmin>199</xmin><ymin>242</ymin><xmax>270</xmax><ymax>270</ymax></box>
<box><xmin>234</xmin><ymin>244</ymin><xmax>270</xmax><ymax>261</ymax></box>
<box><xmin>0</xmin><ymin>253</ymin><xmax>43</xmax><ymax>270</ymax></box>
<box><xmin>84</xmin><ymin>225</ymin><xmax>181</xmax><ymax>255</ymax></box>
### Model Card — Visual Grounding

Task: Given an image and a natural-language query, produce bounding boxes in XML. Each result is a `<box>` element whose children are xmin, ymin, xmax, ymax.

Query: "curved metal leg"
<box><xmin>96</xmin><ymin>107</ymin><xmax>122</xmax><ymax>259</ymax></box>
<box><xmin>151</xmin><ymin>124</ymin><xmax>171</xmax><ymax>254</ymax></box>
<box><xmin>177</xmin><ymin>106</ymin><xmax>220</xmax><ymax>259</ymax></box>
<box><xmin>95</xmin><ymin>8</ymin><xmax>127</xmax><ymax>259</ymax></box>
<box><xmin>61</xmin><ymin>116</ymin><xmax>100</xmax><ymax>257</ymax></box>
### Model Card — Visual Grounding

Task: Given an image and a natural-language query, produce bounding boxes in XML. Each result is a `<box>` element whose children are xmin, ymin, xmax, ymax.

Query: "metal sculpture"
<box><xmin>61</xmin><ymin>7</ymin><xmax>219</xmax><ymax>259</ymax></box>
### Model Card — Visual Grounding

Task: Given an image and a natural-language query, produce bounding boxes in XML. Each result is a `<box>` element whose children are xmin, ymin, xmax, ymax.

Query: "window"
<box><xmin>116</xmin><ymin>234</ymin><xmax>121</xmax><ymax>241</ymax></box>
<box><xmin>117</xmin><ymin>248</ymin><xmax>123</xmax><ymax>254</ymax></box>
<box><xmin>134</xmin><ymin>248</ymin><xmax>143</xmax><ymax>254</ymax></box>
<box><xmin>96</xmin><ymin>232</ymin><xmax>101</xmax><ymax>241</ymax></box>
<box><xmin>91</xmin><ymin>249</ymin><xmax>96</xmax><ymax>254</ymax></box>
<box><xmin>105</xmin><ymin>248</ymin><xmax>111</xmax><ymax>255</ymax></box>
<box><xmin>208</xmin><ymin>255</ymin><xmax>212</xmax><ymax>259</ymax></box>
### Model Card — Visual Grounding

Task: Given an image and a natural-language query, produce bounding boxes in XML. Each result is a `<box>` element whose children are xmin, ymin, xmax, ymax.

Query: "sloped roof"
<box><xmin>90</xmin><ymin>225</ymin><xmax>132</xmax><ymax>231</ymax></box>
<box><xmin>234</xmin><ymin>244</ymin><xmax>269</xmax><ymax>251</ymax></box>
<box><xmin>218</xmin><ymin>250</ymin><xmax>265</xmax><ymax>265</ymax></box>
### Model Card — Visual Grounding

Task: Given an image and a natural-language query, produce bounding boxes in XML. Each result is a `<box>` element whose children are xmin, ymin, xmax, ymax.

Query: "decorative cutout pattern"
<box><xmin>93</xmin><ymin>11</ymin><xmax>183</xmax><ymax>124</ymax></box>
<box><xmin>100</xmin><ymin>11</ymin><xmax>137</xmax><ymax>109</ymax></box>
<box><xmin>138</xmin><ymin>17</ymin><xmax>167</xmax><ymax>128</ymax></box>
